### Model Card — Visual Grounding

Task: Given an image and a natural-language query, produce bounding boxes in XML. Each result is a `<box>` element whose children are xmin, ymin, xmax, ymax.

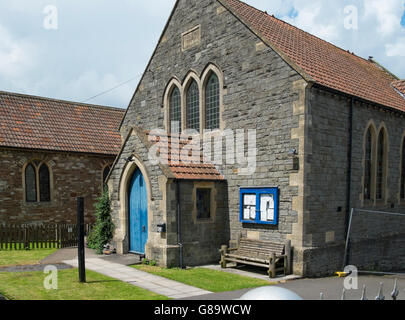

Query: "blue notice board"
<box><xmin>240</xmin><ymin>187</ymin><xmax>279</xmax><ymax>225</ymax></box>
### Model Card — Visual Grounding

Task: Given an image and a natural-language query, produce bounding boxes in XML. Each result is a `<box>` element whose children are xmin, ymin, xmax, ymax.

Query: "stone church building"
<box><xmin>107</xmin><ymin>0</ymin><xmax>405</xmax><ymax>276</ymax></box>
<box><xmin>0</xmin><ymin>91</ymin><xmax>125</xmax><ymax>224</ymax></box>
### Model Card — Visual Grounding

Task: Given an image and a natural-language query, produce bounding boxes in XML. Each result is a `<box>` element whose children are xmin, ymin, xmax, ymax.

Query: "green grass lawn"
<box><xmin>0</xmin><ymin>248</ymin><xmax>58</xmax><ymax>267</ymax></box>
<box><xmin>132</xmin><ymin>265</ymin><xmax>272</xmax><ymax>292</ymax></box>
<box><xmin>0</xmin><ymin>268</ymin><xmax>169</xmax><ymax>300</ymax></box>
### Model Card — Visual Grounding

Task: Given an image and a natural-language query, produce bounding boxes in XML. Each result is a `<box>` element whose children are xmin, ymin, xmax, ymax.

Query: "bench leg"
<box><xmin>268</xmin><ymin>253</ymin><xmax>276</xmax><ymax>278</ymax></box>
<box><xmin>285</xmin><ymin>240</ymin><xmax>291</xmax><ymax>275</ymax></box>
<box><xmin>220</xmin><ymin>245</ymin><xmax>228</xmax><ymax>268</ymax></box>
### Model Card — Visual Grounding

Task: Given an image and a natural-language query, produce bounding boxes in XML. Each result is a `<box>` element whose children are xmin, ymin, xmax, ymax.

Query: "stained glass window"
<box><xmin>25</xmin><ymin>162</ymin><xmax>51</xmax><ymax>203</ymax></box>
<box><xmin>186</xmin><ymin>80</ymin><xmax>200</xmax><ymax>132</ymax></box>
<box><xmin>170</xmin><ymin>86</ymin><xmax>181</xmax><ymax>133</ymax></box>
<box><xmin>39</xmin><ymin>164</ymin><xmax>50</xmax><ymax>202</ymax></box>
<box><xmin>205</xmin><ymin>73</ymin><xmax>220</xmax><ymax>130</ymax></box>
<box><xmin>364</xmin><ymin>128</ymin><xmax>372</xmax><ymax>200</ymax></box>
<box><xmin>376</xmin><ymin>130</ymin><xmax>385</xmax><ymax>200</ymax></box>
<box><xmin>25</xmin><ymin>163</ymin><xmax>37</xmax><ymax>203</ymax></box>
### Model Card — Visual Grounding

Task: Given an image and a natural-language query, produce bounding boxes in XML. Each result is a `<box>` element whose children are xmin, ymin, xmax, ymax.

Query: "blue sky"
<box><xmin>402</xmin><ymin>5</ymin><xmax>405</xmax><ymax>26</ymax></box>
<box><xmin>0</xmin><ymin>0</ymin><xmax>404</xmax><ymax>109</ymax></box>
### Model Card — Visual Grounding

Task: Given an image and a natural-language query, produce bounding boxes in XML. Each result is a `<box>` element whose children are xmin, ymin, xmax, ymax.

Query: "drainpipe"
<box><xmin>176</xmin><ymin>179</ymin><xmax>184</xmax><ymax>269</ymax></box>
<box><xmin>343</xmin><ymin>97</ymin><xmax>354</xmax><ymax>268</ymax></box>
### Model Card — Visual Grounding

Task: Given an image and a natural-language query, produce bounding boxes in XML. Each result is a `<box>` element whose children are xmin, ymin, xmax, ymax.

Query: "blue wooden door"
<box><xmin>128</xmin><ymin>168</ymin><xmax>148</xmax><ymax>254</ymax></box>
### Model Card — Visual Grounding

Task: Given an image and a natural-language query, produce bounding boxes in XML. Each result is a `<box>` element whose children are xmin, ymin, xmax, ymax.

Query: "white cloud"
<box><xmin>0</xmin><ymin>25</ymin><xmax>36</xmax><ymax>77</ymax></box>
<box><xmin>386</xmin><ymin>37</ymin><xmax>405</xmax><ymax>56</ymax></box>
<box><xmin>284</xmin><ymin>3</ymin><xmax>339</xmax><ymax>40</ymax></box>
<box><xmin>0</xmin><ymin>0</ymin><xmax>404</xmax><ymax>107</ymax></box>
<box><xmin>246</xmin><ymin>0</ymin><xmax>405</xmax><ymax>79</ymax></box>
<box><xmin>364</xmin><ymin>0</ymin><xmax>403</xmax><ymax>37</ymax></box>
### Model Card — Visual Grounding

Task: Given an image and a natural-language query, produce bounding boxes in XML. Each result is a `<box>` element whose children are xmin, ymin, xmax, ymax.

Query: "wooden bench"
<box><xmin>219</xmin><ymin>238</ymin><xmax>292</xmax><ymax>278</ymax></box>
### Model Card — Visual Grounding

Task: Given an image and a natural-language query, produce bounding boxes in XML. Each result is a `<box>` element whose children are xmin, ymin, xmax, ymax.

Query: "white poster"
<box><xmin>243</xmin><ymin>208</ymin><xmax>250</xmax><ymax>220</ymax></box>
<box><xmin>243</xmin><ymin>194</ymin><xmax>256</xmax><ymax>206</ymax></box>
<box><xmin>260</xmin><ymin>194</ymin><xmax>274</xmax><ymax>222</ymax></box>
<box><xmin>249</xmin><ymin>206</ymin><xmax>256</xmax><ymax>219</ymax></box>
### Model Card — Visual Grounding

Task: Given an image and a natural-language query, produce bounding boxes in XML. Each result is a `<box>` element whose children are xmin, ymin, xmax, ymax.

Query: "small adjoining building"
<box><xmin>0</xmin><ymin>91</ymin><xmax>125</xmax><ymax>225</ymax></box>
<box><xmin>107</xmin><ymin>0</ymin><xmax>405</xmax><ymax>276</ymax></box>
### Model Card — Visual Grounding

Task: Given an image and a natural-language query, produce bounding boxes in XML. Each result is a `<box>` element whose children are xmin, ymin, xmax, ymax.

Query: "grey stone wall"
<box><xmin>165</xmin><ymin>180</ymin><xmax>229</xmax><ymax>267</ymax></box>
<box><xmin>116</xmin><ymin>0</ymin><xmax>303</xmax><ymax>261</ymax></box>
<box><xmin>304</xmin><ymin>86</ymin><xmax>405</xmax><ymax>276</ymax></box>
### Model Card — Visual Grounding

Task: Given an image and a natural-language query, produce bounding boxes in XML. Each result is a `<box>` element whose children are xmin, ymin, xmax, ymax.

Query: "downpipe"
<box><xmin>176</xmin><ymin>179</ymin><xmax>184</xmax><ymax>269</ymax></box>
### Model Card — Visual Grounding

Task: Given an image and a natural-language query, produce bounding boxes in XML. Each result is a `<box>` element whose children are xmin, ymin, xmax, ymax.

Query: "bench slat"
<box><xmin>239</xmin><ymin>242</ymin><xmax>284</xmax><ymax>250</ymax></box>
<box><xmin>224</xmin><ymin>258</ymin><xmax>268</xmax><ymax>268</ymax></box>
<box><xmin>238</xmin><ymin>245</ymin><xmax>284</xmax><ymax>253</ymax></box>
<box><xmin>237</xmin><ymin>247</ymin><xmax>284</xmax><ymax>255</ymax></box>
<box><xmin>225</xmin><ymin>253</ymin><xmax>269</xmax><ymax>264</ymax></box>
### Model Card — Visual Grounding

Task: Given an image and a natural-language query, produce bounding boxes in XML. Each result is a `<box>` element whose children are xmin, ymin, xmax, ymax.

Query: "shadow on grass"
<box><xmin>84</xmin><ymin>280</ymin><xmax>122</xmax><ymax>284</ymax></box>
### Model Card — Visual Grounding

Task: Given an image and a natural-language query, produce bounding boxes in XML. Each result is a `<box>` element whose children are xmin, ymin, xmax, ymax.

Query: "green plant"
<box><xmin>87</xmin><ymin>189</ymin><xmax>115</xmax><ymax>254</ymax></box>
<box><xmin>149</xmin><ymin>260</ymin><xmax>157</xmax><ymax>267</ymax></box>
<box><xmin>141</xmin><ymin>258</ymin><xmax>149</xmax><ymax>265</ymax></box>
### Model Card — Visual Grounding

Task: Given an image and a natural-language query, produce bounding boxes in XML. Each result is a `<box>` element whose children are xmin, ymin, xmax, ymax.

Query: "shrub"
<box><xmin>87</xmin><ymin>189</ymin><xmax>115</xmax><ymax>254</ymax></box>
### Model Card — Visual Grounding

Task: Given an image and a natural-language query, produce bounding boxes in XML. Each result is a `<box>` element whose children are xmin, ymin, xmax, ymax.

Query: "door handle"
<box><xmin>142</xmin><ymin>225</ymin><xmax>146</xmax><ymax>232</ymax></box>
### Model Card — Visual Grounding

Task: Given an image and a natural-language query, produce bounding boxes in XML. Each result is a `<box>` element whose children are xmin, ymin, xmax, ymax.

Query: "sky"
<box><xmin>0</xmin><ymin>0</ymin><xmax>404</xmax><ymax>109</ymax></box>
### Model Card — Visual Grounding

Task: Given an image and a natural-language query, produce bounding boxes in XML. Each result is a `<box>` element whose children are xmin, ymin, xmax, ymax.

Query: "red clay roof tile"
<box><xmin>147</xmin><ymin>132</ymin><xmax>225</xmax><ymax>181</ymax></box>
<box><xmin>220</xmin><ymin>0</ymin><xmax>405</xmax><ymax>112</ymax></box>
<box><xmin>0</xmin><ymin>91</ymin><xmax>125</xmax><ymax>155</ymax></box>
<box><xmin>392</xmin><ymin>80</ymin><xmax>405</xmax><ymax>97</ymax></box>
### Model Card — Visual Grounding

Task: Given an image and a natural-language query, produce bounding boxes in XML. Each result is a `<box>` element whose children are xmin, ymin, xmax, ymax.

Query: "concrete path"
<box><xmin>62</xmin><ymin>257</ymin><xmax>212</xmax><ymax>299</ymax></box>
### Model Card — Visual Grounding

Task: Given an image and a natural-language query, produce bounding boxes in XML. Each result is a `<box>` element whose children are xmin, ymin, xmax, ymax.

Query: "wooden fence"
<box><xmin>0</xmin><ymin>224</ymin><xmax>92</xmax><ymax>250</ymax></box>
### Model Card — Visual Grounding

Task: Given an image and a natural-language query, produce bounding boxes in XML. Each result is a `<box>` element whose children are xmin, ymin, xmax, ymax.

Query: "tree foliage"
<box><xmin>87</xmin><ymin>189</ymin><xmax>114</xmax><ymax>254</ymax></box>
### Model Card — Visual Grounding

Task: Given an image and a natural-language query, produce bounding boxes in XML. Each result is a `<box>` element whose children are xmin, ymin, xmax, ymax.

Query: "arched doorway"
<box><xmin>128</xmin><ymin>167</ymin><xmax>148</xmax><ymax>254</ymax></box>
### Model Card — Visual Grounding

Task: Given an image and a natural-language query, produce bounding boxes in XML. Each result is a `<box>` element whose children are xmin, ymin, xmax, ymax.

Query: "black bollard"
<box><xmin>77</xmin><ymin>197</ymin><xmax>86</xmax><ymax>283</ymax></box>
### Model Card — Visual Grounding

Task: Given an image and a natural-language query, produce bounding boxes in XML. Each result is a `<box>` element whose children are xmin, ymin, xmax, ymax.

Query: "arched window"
<box><xmin>24</xmin><ymin>161</ymin><xmax>51</xmax><ymax>203</ymax></box>
<box><xmin>39</xmin><ymin>164</ymin><xmax>50</xmax><ymax>202</ymax></box>
<box><xmin>401</xmin><ymin>137</ymin><xmax>405</xmax><ymax>200</ymax></box>
<box><xmin>364</xmin><ymin>128</ymin><xmax>373</xmax><ymax>200</ymax></box>
<box><xmin>376</xmin><ymin>129</ymin><xmax>386</xmax><ymax>200</ymax></box>
<box><xmin>169</xmin><ymin>86</ymin><xmax>181</xmax><ymax>133</ymax></box>
<box><xmin>205</xmin><ymin>73</ymin><xmax>220</xmax><ymax>130</ymax></box>
<box><xmin>186</xmin><ymin>80</ymin><xmax>200</xmax><ymax>132</ymax></box>
<box><xmin>25</xmin><ymin>163</ymin><xmax>37</xmax><ymax>203</ymax></box>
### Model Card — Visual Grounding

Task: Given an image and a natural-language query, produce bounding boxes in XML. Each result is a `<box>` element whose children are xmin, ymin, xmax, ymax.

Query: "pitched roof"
<box><xmin>0</xmin><ymin>91</ymin><xmax>125</xmax><ymax>155</ymax></box>
<box><xmin>392</xmin><ymin>80</ymin><xmax>405</xmax><ymax>97</ymax></box>
<box><xmin>220</xmin><ymin>0</ymin><xmax>405</xmax><ymax>112</ymax></box>
<box><xmin>147</xmin><ymin>131</ymin><xmax>225</xmax><ymax>181</ymax></box>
